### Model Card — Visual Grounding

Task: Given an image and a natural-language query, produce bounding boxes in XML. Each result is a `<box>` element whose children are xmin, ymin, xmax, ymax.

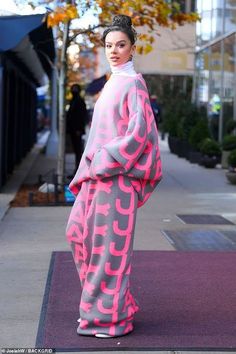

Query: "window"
<box><xmin>225</xmin><ymin>0</ymin><xmax>236</xmax><ymax>33</ymax></box>
<box><xmin>222</xmin><ymin>34</ymin><xmax>236</xmax><ymax>134</ymax></box>
<box><xmin>196</xmin><ymin>48</ymin><xmax>210</xmax><ymax>105</ymax></box>
<box><xmin>170</xmin><ymin>0</ymin><xmax>186</xmax><ymax>12</ymax></box>
<box><xmin>191</xmin><ymin>0</ymin><xmax>196</xmax><ymax>11</ymax></box>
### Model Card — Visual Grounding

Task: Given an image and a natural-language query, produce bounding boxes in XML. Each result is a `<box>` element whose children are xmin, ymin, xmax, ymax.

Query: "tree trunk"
<box><xmin>57</xmin><ymin>21</ymin><xmax>70</xmax><ymax>186</ymax></box>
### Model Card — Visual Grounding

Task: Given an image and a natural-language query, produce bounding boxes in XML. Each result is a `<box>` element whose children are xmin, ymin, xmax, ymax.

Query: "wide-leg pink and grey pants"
<box><xmin>66</xmin><ymin>175</ymin><xmax>139</xmax><ymax>337</ymax></box>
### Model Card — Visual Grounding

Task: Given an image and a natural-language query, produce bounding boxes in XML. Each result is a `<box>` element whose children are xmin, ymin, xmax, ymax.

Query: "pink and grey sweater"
<box><xmin>69</xmin><ymin>73</ymin><xmax>162</xmax><ymax>207</ymax></box>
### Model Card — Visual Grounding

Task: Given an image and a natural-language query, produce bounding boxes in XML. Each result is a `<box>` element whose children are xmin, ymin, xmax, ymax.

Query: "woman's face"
<box><xmin>105</xmin><ymin>31</ymin><xmax>135</xmax><ymax>67</ymax></box>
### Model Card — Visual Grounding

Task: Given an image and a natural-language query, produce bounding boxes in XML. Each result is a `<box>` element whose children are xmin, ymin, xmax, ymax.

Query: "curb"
<box><xmin>0</xmin><ymin>144</ymin><xmax>45</xmax><ymax>221</ymax></box>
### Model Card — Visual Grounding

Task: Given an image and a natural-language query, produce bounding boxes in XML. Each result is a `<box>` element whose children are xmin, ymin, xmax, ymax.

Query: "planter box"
<box><xmin>176</xmin><ymin>140</ymin><xmax>190</xmax><ymax>158</ymax></box>
<box><xmin>188</xmin><ymin>150</ymin><xmax>202</xmax><ymax>164</ymax></box>
<box><xmin>168</xmin><ymin>136</ymin><xmax>178</xmax><ymax>154</ymax></box>
<box><xmin>225</xmin><ymin>171</ymin><xmax>236</xmax><ymax>185</ymax></box>
<box><xmin>221</xmin><ymin>150</ymin><xmax>231</xmax><ymax>169</ymax></box>
<box><xmin>200</xmin><ymin>155</ymin><xmax>219</xmax><ymax>168</ymax></box>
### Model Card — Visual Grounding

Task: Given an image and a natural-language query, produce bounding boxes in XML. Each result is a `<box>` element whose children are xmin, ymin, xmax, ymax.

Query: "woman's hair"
<box><xmin>102</xmin><ymin>15</ymin><xmax>137</xmax><ymax>45</ymax></box>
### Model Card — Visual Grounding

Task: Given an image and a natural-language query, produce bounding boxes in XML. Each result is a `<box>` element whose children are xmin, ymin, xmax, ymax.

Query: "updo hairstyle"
<box><xmin>102</xmin><ymin>14</ymin><xmax>137</xmax><ymax>45</ymax></box>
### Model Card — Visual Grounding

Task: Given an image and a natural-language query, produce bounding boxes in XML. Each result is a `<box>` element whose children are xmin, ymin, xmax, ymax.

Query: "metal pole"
<box><xmin>218</xmin><ymin>40</ymin><xmax>224</xmax><ymax>142</ymax></box>
<box><xmin>46</xmin><ymin>26</ymin><xmax>59</xmax><ymax>156</ymax></box>
<box><xmin>0</xmin><ymin>57</ymin><xmax>3</xmax><ymax>189</ymax></box>
<box><xmin>218</xmin><ymin>0</ymin><xmax>226</xmax><ymax>142</ymax></box>
<box><xmin>57</xmin><ymin>21</ymin><xmax>70</xmax><ymax>186</ymax></box>
<box><xmin>234</xmin><ymin>33</ymin><xmax>236</xmax><ymax>124</ymax></box>
<box><xmin>191</xmin><ymin>51</ymin><xmax>197</xmax><ymax>104</ymax></box>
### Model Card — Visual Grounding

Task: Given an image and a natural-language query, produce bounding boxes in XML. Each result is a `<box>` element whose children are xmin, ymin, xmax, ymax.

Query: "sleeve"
<box><xmin>88</xmin><ymin>82</ymin><xmax>149</xmax><ymax>179</ymax></box>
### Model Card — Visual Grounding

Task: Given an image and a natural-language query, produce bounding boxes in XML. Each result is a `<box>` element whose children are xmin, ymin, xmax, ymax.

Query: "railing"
<box><xmin>28</xmin><ymin>170</ymin><xmax>75</xmax><ymax>206</ymax></box>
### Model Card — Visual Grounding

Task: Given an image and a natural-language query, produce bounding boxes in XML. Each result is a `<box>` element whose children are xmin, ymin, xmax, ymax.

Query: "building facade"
<box><xmin>94</xmin><ymin>0</ymin><xmax>196</xmax><ymax>102</ymax></box>
<box><xmin>0</xmin><ymin>15</ymin><xmax>55</xmax><ymax>189</ymax></box>
<box><xmin>194</xmin><ymin>0</ymin><xmax>236</xmax><ymax>141</ymax></box>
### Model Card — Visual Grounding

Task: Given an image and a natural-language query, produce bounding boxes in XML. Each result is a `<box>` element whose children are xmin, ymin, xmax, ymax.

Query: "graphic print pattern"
<box><xmin>69</xmin><ymin>74</ymin><xmax>162</xmax><ymax>207</ymax></box>
<box><xmin>66</xmin><ymin>73</ymin><xmax>162</xmax><ymax>336</ymax></box>
<box><xmin>66</xmin><ymin>175</ymin><xmax>139</xmax><ymax>336</ymax></box>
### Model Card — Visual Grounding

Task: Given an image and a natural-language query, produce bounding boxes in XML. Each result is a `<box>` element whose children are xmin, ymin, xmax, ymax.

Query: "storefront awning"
<box><xmin>86</xmin><ymin>75</ymin><xmax>107</xmax><ymax>95</ymax></box>
<box><xmin>0</xmin><ymin>14</ymin><xmax>55</xmax><ymax>86</ymax></box>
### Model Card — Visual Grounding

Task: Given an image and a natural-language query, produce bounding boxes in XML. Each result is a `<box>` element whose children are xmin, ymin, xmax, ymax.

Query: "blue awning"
<box><xmin>86</xmin><ymin>75</ymin><xmax>107</xmax><ymax>95</ymax></box>
<box><xmin>0</xmin><ymin>14</ymin><xmax>55</xmax><ymax>81</ymax></box>
<box><xmin>0</xmin><ymin>14</ymin><xmax>44</xmax><ymax>51</ymax></box>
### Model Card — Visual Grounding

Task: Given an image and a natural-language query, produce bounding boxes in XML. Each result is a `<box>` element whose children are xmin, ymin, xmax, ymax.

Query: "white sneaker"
<box><xmin>95</xmin><ymin>333</ymin><xmax>114</xmax><ymax>338</ymax></box>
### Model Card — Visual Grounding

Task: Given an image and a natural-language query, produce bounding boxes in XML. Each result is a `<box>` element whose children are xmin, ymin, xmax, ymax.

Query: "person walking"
<box><xmin>66</xmin><ymin>84</ymin><xmax>88</xmax><ymax>172</ymax></box>
<box><xmin>66</xmin><ymin>14</ymin><xmax>162</xmax><ymax>338</ymax></box>
<box><xmin>150</xmin><ymin>95</ymin><xmax>162</xmax><ymax>128</ymax></box>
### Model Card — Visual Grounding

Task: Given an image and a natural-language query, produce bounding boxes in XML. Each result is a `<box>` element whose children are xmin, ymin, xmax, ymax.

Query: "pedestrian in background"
<box><xmin>150</xmin><ymin>95</ymin><xmax>162</xmax><ymax>128</ymax></box>
<box><xmin>209</xmin><ymin>93</ymin><xmax>221</xmax><ymax>141</ymax></box>
<box><xmin>66</xmin><ymin>14</ymin><xmax>162</xmax><ymax>338</ymax></box>
<box><xmin>66</xmin><ymin>84</ymin><xmax>88</xmax><ymax>173</ymax></box>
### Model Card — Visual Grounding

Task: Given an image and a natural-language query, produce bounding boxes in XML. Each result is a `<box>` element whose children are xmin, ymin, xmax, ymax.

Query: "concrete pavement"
<box><xmin>0</xmin><ymin>135</ymin><xmax>236</xmax><ymax>353</ymax></box>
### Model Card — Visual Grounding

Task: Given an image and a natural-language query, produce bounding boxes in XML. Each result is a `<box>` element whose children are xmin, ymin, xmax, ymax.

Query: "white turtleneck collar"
<box><xmin>111</xmin><ymin>61</ymin><xmax>137</xmax><ymax>77</ymax></box>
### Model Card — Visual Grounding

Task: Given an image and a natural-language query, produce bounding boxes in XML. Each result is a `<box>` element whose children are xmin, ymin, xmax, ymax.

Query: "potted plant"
<box><xmin>176</xmin><ymin>103</ymin><xmax>199</xmax><ymax>159</ymax></box>
<box><xmin>199</xmin><ymin>138</ymin><xmax>222</xmax><ymax>168</ymax></box>
<box><xmin>225</xmin><ymin>119</ymin><xmax>236</xmax><ymax>135</ymax></box>
<box><xmin>188</xmin><ymin>118</ymin><xmax>210</xmax><ymax>163</ymax></box>
<box><xmin>221</xmin><ymin>135</ymin><xmax>236</xmax><ymax>169</ymax></box>
<box><xmin>162</xmin><ymin>101</ymin><xmax>179</xmax><ymax>154</ymax></box>
<box><xmin>164</xmin><ymin>96</ymin><xmax>193</xmax><ymax>156</ymax></box>
<box><xmin>165</xmin><ymin>112</ymin><xmax>179</xmax><ymax>154</ymax></box>
<box><xmin>225</xmin><ymin>149</ymin><xmax>236</xmax><ymax>184</ymax></box>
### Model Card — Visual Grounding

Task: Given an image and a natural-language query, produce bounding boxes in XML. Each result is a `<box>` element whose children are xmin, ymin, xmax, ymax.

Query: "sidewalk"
<box><xmin>0</xmin><ymin>136</ymin><xmax>236</xmax><ymax>353</ymax></box>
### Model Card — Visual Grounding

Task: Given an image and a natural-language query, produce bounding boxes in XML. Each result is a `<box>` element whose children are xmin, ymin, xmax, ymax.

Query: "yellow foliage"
<box><xmin>66</xmin><ymin>4</ymin><xmax>78</xmax><ymax>19</ymax></box>
<box><xmin>45</xmin><ymin>0</ymin><xmax>200</xmax><ymax>55</ymax></box>
<box><xmin>136</xmin><ymin>45</ymin><xmax>143</xmax><ymax>55</ymax></box>
<box><xmin>47</xmin><ymin>4</ymin><xmax>78</xmax><ymax>27</ymax></box>
<box><xmin>95</xmin><ymin>0</ymin><xmax>200</xmax><ymax>53</ymax></box>
<box><xmin>143</xmin><ymin>43</ymin><xmax>152</xmax><ymax>54</ymax></box>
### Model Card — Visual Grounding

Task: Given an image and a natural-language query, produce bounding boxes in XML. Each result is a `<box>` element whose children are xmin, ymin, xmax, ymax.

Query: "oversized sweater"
<box><xmin>69</xmin><ymin>73</ymin><xmax>162</xmax><ymax>207</ymax></box>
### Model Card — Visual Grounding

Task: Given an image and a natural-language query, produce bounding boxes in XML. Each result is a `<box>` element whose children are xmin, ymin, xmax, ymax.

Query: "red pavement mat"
<box><xmin>36</xmin><ymin>251</ymin><xmax>236</xmax><ymax>351</ymax></box>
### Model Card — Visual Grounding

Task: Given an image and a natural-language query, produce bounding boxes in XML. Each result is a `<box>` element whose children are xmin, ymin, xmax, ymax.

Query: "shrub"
<box><xmin>163</xmin><ymin>97</ymin><xmax>199</xmax><ymax>139</ymax></box>
<box><xmin>177</xmin><ymin>104</ymin><xmax>200</xmax><ymax>140</ymax></box>
<box><xmin>189</xmin><ymin>118</ymin><xmax>210</xmax><ymax>150</ymax></box>
<box><xmin>227</xmin><ymin>149</ymin><xmax>236</xmax><ymax>168</ymax></box>
<box><xmin>221</xmin><ymin>135</ymin><xmax>236</xmax><ymax>151</ymax></box>
<box><xmin>162</xmin><ymin>98</ymin><xmax>180</xmax><ymax>137</ymax></box>
<box><xmin>163</xmin><ymin>110</ymin><xmax>179</xmax><ymax>137</ymax></box>
<box><xmin>200</xmin><ymin>138</ymin><xmax>221</xmax><ymax>157</ymax></box>
<box><xmin>225</xmin><ymin>119</ymin><xmax>236</xmax><ymax>134</ymax></box>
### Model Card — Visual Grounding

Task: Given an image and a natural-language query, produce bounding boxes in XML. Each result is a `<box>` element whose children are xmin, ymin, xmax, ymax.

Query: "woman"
<box><xmin>66</xmin><ymin>14</ymin><xmax>162</xmax><ymax>338</ymax></box>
